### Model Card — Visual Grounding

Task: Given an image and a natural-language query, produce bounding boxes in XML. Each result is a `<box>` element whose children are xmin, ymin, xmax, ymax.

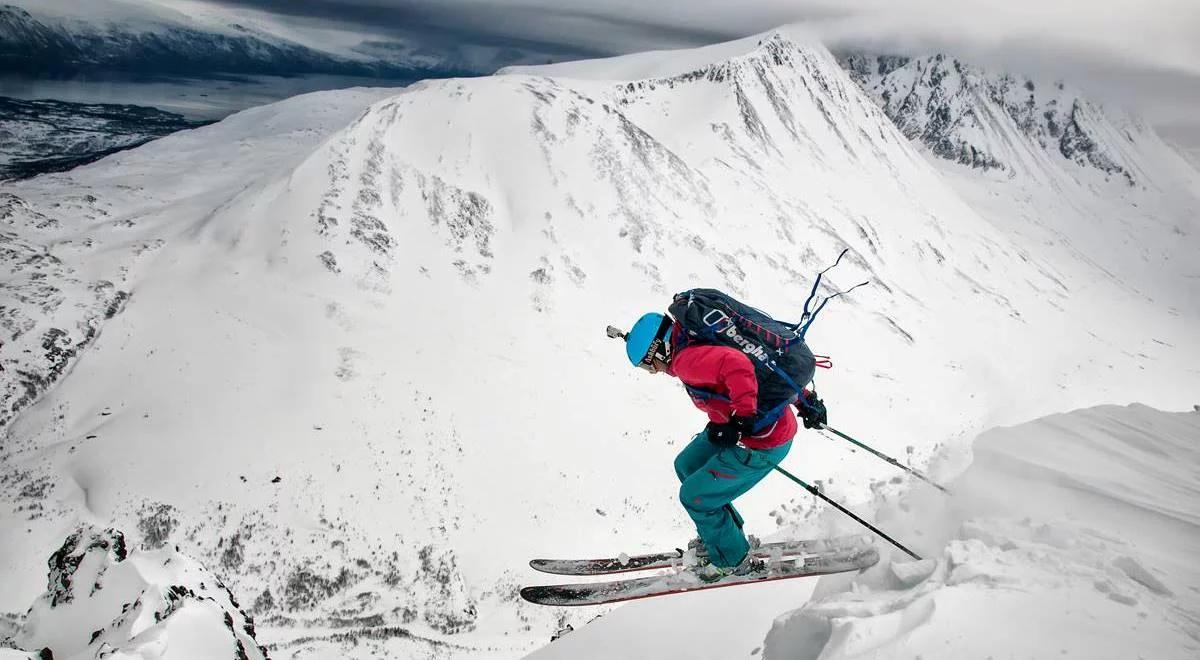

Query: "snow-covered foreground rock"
<box><xmin>2</xmin><ymin>525</ymin><xmax>265</xmax><ymax>659</ymax></box>
<box><xmin>529</xmin><ymin>404</ymin><xmax>1200</xmax><ymax>659</ymax></box>
<box><xmin>1</xmin><ymin>25</ymin><xmax>1198</xmax><ymax>659</ymax></box>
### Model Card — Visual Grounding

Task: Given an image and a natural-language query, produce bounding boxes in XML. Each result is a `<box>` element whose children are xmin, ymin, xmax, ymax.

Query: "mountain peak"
<box><xmin>500</xmin><ymin>25</ymin><xmax>821</xmax><ymax>82</ymax></box>
<box><xmin>839</xmin><ymin>52</ymin><xmax>1139</xmax><ymax>184</ymax></box>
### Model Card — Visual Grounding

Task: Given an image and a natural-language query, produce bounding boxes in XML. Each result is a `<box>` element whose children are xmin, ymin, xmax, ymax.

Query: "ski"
<box><xmin>529</xmin><ymin>533</ymin><xmax>871</xmax><ymax>576</ymax></box>
<box><xmin>520</xmin><ymin>543</ymin><xmax>878</xmax><ymax>607</ymax></box>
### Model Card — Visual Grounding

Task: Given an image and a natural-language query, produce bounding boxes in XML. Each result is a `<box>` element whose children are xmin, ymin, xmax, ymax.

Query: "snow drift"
<box><xmin>762</xmin><ymin>404</ymin><xmax>1200</xmax><ymax>660</ymax></box>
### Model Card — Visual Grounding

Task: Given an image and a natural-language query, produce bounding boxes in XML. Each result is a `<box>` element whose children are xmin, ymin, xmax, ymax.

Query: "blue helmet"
<box><xmin>625</xmin><ymin>313</ymin><xmax>672</xmax><ymax>367</ymax></box>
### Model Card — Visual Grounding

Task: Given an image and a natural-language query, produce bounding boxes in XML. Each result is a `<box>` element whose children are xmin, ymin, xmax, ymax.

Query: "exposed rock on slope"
<box><xmin>6</xmin><ymin>526</ymin><xmax>265</xmax><ymax>660</ymax></box>
<box><xmin>840</xmin><ymin>53</ymin><xmax>1145</xmax><ymax>184</ymax></box>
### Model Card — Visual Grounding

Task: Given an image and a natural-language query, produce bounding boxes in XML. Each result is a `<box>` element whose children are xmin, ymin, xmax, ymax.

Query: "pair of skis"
<box><xmin>521</xmin><ymin>534</ymin><xmax>879</xmax><ymax>606</ymax></box>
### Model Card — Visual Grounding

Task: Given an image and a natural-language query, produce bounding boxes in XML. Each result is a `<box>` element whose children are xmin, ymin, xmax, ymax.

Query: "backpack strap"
<box><xmin>797</xmin><ymin>249</ymin><xmax>849</xmax><ymax>330</ymax></box>
<box><xmin>682</xmin><ymin>383</ymin><xmax>729</xmax><ymax>403</ymax></box>
<box><xmin>795</xmin><ymin>249</ymin><xmax>870</xmax><ymax>340</ymax></box>
<box><xmin>683</xmin><ymin>375</ymin><xmax>799</xmax><ymax>434</ymax></box>
<box><xmin>753</xmin><ymin>398</ymin><xmax>797</xmax><ymax>433</ymax></box>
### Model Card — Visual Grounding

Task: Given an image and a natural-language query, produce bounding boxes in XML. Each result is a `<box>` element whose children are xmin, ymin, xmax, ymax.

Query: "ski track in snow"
<box><xmin>1</xmin><ymin>25</ymin><xmax>1198</xmax><ymax>659</ymax></box>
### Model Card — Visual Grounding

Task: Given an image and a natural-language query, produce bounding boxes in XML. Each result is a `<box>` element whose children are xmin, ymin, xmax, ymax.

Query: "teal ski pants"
<box><xmin>674</xmin><ymin>430</ymin><xmax>792</xmax><ymax>568</ymax></box>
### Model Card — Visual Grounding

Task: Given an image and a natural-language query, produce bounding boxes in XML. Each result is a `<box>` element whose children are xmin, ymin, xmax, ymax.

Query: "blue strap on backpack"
<box><xmin>671</xmin><ymin>250</ymin><xmax>868</xmax><ymax>433</ymax></box>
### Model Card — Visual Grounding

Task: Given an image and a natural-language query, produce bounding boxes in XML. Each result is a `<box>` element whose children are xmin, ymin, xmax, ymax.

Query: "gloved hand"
<box><xmin>706</xmin><ymin>415</ymin><xmax>754</xmax><ymax>447</ymax></box>
<box><xmin>799</xmin><ymin>390</ymin><xmax>828</xmax><ymax>429</ymax></box>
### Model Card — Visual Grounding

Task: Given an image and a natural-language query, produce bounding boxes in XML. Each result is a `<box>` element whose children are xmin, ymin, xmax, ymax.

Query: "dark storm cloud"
<box><xmin>203</xmin><ymin>0</ymin><xmax>1200</xmax><ymax>141</ymax></box>
<box><xmin>204</xmin><ymin>0</ymin><xmax>1199</xmax><ymax>68</ymax></box>
<box><xmin>205</xmin><ymin>1</ymin><xmax>724</xmax><ymax>57</ymax></box>
<box><xmin>206</xmin><ymin>0</ymin><xmax>602</xmax><ymax>58</ymax></box>
<box><xmin>206</xmin><ymin>0</ymin><xmax>854</xmax><ymax>56</ymax></box>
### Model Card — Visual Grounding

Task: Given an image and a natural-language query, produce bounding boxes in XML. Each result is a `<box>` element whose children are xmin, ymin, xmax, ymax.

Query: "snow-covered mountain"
<box><xmin>835</xmin><ymin>52</ymin><xmax>1200</xmax><ymax>317</ymax></box>
<box><xmin>839</xmin><ymin>53</ymin><xmax>1179</xmax><ymax>186</ymax></box>
<box><xmin>1</xmin><ymin>26</ymin><xmax>1197</xmax><ymax>659</ymax></box>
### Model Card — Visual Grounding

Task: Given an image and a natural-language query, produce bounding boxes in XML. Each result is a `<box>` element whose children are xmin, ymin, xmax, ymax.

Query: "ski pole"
<box><xmin>820</xmin><ymin>424</ymin><xmax>950</xmax><ymax>494</ymax></box>
<box><xmin>772</xmin><ymin>464</ymin><xmax>922</xmax><ymax>561</ymax></box>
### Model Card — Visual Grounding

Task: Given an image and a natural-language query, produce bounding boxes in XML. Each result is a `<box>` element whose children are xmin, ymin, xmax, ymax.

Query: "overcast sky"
<box><xmin>208</xmin><ymin>0</ymin><xmax>1200</xmax><ymax>130</ymax></box>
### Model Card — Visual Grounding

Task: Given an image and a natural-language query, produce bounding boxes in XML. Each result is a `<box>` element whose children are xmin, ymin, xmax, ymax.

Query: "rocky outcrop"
<box><xmin>840</xmin><ymin>53</ymin><xmax>1136</xmax><ymax>184</ymax></box>
<box><xmin>9</xmin><ymin>526</ymin><xmax>266</xmax><ymax>660</ymax></box>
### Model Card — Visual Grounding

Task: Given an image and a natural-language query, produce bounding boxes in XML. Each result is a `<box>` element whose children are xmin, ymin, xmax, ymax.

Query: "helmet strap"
<box><xmin>639</xmin><ymin>315</ymin><xmax>674</xmax><ymax>367</ymax></box>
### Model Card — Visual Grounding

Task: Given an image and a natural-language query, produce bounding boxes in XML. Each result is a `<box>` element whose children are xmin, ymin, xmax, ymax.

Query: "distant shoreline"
<box><xmin>0</xmin><ymin>72</ymin><xmax>420</xmax><ymax>120</ymax></box>
<box><xmin>0</xmin><ymin>96</ymin><xmax>213</xmax><ymax>180</ymax></box>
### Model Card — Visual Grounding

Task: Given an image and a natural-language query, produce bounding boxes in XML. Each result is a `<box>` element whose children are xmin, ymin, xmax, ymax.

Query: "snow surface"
<box><xmin>1</xmin><ymin>26</ymin><xmax>1198</xmax><ymax>659</ymax></box>
<box><xmin>766</xmin><ymin>403</ymin><xmax>1200</xmax><ymax>659</ymax></box>
<box><xmin>530</xmin><ymin>403</ymin><xmax>1200</xmax><ymax>659</ymax></box>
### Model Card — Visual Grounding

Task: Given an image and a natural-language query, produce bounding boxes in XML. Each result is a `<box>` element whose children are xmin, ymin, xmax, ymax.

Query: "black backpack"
<box><xmin>668</xmin><ymin>288</ymin><xmax>817</xmax><ymax>430</ymax></box>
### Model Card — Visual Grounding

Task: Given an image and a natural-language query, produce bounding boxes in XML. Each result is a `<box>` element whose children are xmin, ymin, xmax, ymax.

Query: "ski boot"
<box><xmin>684</xmin><ymin>534</ymin><xmax>762</xmax><ymax>557</ymax></box>
<box><xmin>694</xmin><ymin>553</ymin><xmax>768</xmax><ymax>583</ymax></box>
<box><xmin>681</xmin><ymin>537</ymin><xmax>706</xmax><ymax>568</ymax></box>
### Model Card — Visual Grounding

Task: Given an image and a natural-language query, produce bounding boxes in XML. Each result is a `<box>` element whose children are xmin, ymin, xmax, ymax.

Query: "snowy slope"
<box><xmin>1</xmin><ymin>27</ymin><xmax>1198</xmax><ymax>659</ymax></box>
<box><xmin>764</xmin><ymin>403</ymin><xmax>1200</xmax><ymax>659</ymax></box>
<box><xmin>533</xmin><ymin>403</ymin><xmax>1200</xmax><ymax>659</ymax></box>
<box><xmin>839</xmin><ymin>53</ymin><xmax>1200</xmax><ymax>310</ymax></box>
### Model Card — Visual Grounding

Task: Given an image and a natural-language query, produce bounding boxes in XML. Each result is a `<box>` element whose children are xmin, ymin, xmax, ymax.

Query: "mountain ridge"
<box><xmin>839</xmin><ymin>52</ymin><xmax>1172</xmax><ymax>186</ymax></box>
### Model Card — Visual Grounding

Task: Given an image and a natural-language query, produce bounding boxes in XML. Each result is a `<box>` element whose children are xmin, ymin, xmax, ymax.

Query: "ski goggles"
<box><xmin>637</xmin><ymin>316</ymin><xmax>675</xmax><ymax>371</ymax></box>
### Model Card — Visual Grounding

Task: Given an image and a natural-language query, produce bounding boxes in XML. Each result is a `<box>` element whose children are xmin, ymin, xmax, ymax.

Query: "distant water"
<box><xmin>0</xmin><ymin>72</ymin><xmax>419</xmax><ymax>120</ymax></box>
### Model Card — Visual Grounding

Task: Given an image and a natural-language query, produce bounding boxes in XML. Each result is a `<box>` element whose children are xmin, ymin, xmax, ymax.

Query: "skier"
<box><xmin>619</xmin><ymin>304</ymin><xmax>828</xmax><ymax>582</ymax></box>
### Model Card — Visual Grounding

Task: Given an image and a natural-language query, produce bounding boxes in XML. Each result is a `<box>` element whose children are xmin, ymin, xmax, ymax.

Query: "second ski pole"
<box><xmin>820</xmin><ymin>423</ymin><xmax>950</xmax><ymax>494</ymax></box>
<box><xmin>772</xmin><ymin>464</ymin><xmax>922</xmax><ymax>561</ymax></box>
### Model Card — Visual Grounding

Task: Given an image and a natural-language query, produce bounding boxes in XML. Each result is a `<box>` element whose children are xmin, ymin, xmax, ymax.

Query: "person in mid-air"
<box><xmin>614</xmin><ymin>290</ymin><xmax>827</xmax><ymax>582</ymax></box>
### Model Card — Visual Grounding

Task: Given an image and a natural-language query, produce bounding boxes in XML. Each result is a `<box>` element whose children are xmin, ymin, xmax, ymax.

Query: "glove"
<box><xmin>706</xmin><ymin>415</ymin><xmax>754</xmax><ymax>447</ymax></box>
<box><xmin>799</xmin><ymin>390</ymin><xmax>828</xmax><ymax>430</ymax></box>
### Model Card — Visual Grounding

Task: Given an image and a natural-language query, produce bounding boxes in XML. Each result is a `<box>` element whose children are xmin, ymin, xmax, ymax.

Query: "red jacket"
<box><xmin>666</xmin><ymin>341</ymin><xmax>797</xmax><ymax>449</ymax></box>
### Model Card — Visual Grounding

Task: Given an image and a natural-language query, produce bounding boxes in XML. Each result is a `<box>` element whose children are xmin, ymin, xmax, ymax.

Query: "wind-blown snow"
<box><xmin>761</xmin><ymin>403</ymin><xmax>1200</xmax><ymax>659</ymax></box>
<box><xmin>1</xmin><ymin>26</ymin><xmax>1198</xmax><ymax>659</ymax></box>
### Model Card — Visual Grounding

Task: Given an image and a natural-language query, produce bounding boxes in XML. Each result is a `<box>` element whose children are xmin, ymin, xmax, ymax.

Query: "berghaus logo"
<box><xmin>702</xmin><ymin>310</ymin><xmax>770</xmax><ymax>363</ymax></box>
